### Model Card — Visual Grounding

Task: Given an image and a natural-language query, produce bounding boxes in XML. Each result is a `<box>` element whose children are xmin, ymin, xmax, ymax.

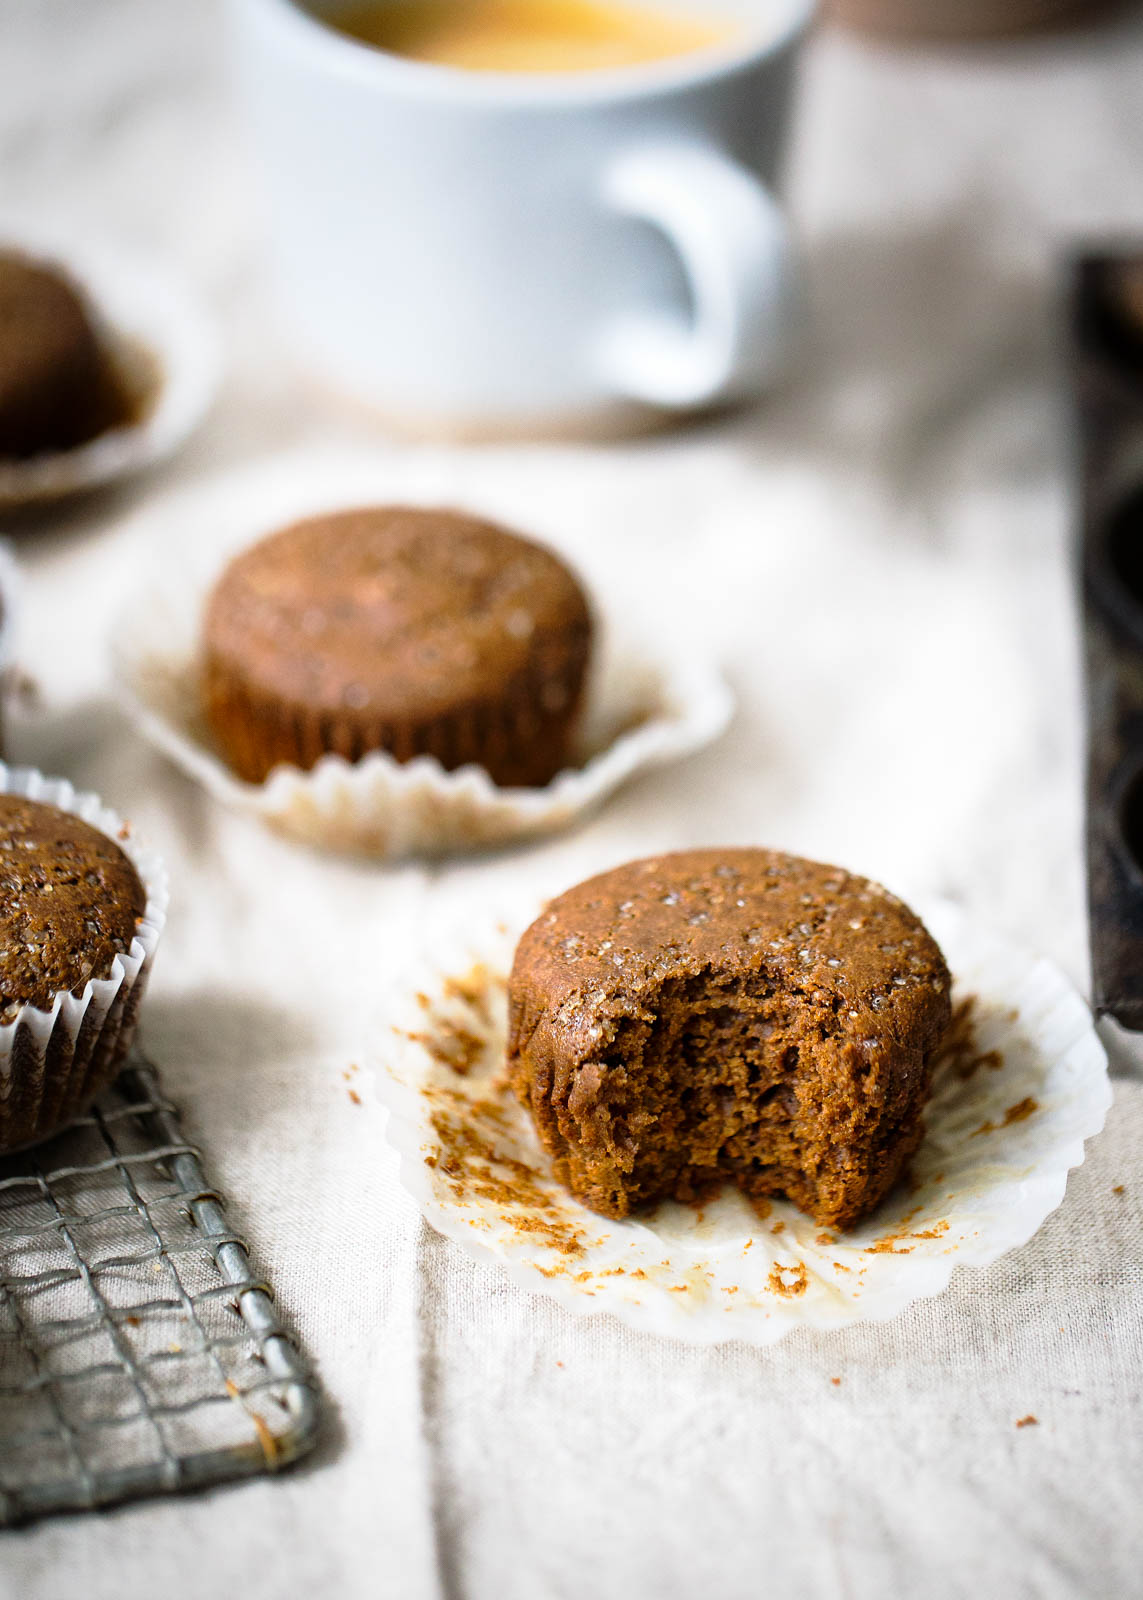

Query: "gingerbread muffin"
<box><xmin>0</xmin><ymin>252</ymin><xmax>109</xmax><ymax>459</ymax></box>
<box><xmin>0</xmin><ymin>792</ymin><xmax>159</xmax><ymax>1151</ymax></box>
<box><xmin>507</xmin><ymin>849</ymin><xmax>951</xmax><ymax>1231</ymax></box>
<box><xmin>202</xmin><ymin>506</ymin><xmax>593</xmax><ymax>788</ymax></box>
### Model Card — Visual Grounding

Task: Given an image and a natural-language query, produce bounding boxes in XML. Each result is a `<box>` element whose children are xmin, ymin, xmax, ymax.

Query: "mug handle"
<box><xmin>596</xmin><ymin>142</ymin><xmax>798</xmax><ymax>410</ymax></box>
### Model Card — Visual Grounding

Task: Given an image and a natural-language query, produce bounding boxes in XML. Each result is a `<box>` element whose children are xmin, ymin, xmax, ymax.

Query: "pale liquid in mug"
<box><xmin>327</xmin><ymin>0</ymin><xmax>739</xmax><ymax>73</ymax></box>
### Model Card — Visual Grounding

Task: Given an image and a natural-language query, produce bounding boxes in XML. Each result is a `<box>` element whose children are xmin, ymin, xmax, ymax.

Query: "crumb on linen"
<box><xmin>815</xmin><ymin>1232</ymin><xmax>835</xmax><ymax>1247</ymax></box>
<box><xmin>1113</xmin><ymin>1185</ymin><xmax>1126</xmax><ymax>1196</ymax></box>
<box><xmin>117</xmin><ymin>821</ymin><xmax>132</xmax><ymax>840</ymax></box>
<box><xmin>556</xmin><ymin>1361</ymin><xmax>564</xmax><ymax>1369</ymax></box>
<box><xmin>348</xmin><ymin>1089</ymin><xmax>362</xmax><ymax>1106</ymax></box>
<box><xmin>770</xmin><ymin>1220</ymin><xmax>785</xmax><ymax>1236</ymax></box>
<box><xmin>1016</xmin><ymin>1415</ymin><xmax>1038</xmax><ymax>1429</ymax></box>
<box><xmin>830</xmin><ymin>1378</ymin><xmax>841</xmax><ymax>1388</ymax></box>
<box><xmin>767</xmin><ymin>1261</ymin><xmax>808</xmax><ymax>1298</ymax></box>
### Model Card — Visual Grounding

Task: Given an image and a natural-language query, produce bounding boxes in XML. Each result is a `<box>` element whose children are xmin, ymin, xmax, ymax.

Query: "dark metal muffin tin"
<box><xmin>1076</xmin><ymin>255</ymin><xmax>1143</xmax><ymax>1029</ymax></box>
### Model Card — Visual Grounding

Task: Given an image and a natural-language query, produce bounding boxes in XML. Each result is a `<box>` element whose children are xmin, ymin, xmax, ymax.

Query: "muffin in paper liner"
<box><xmin>111</xmin><ymin>452</ymin><xmax>734</xmax><ymax>858</ymax></box>
<box><xmin>0</xmin><ymin>764</ymin><xmax>169</xmax><ymax>1151</ymax></box>
<box><xmin>375</xmin><ymin>898</ymin><xmax>1111</xmax><ymax>1345</ymax></box>
<box><xmin>0</xmin><ymin>231</ymin><xmax>218</xmax><ymax>509</ymax></box>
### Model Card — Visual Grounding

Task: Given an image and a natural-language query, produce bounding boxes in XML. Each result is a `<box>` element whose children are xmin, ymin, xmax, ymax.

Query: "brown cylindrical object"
<box><xmin>202</xmin><ymin>506</ymin><xmax>594</xmax><ymax>791</ymax></box>
<box><xmin>828</xmin><ymin>0</ymin><xmax>1105</xmax><ymax>39</ymax></box>
<box><xmin>508</xmin><ymin>848</ymin><xmax>951</xmax><ymax>1232</ymax></box>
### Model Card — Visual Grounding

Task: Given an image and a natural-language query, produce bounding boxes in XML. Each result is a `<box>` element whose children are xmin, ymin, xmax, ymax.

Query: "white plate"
<box><xmin>376</xmin><ymin>898</ymin><xmax>1111</xmax><ymax>1345</ymax></box>
<box><xmin>0</xmin><ymin>233</ymin><xmax>218</xmax><ymax>508</ymax></box>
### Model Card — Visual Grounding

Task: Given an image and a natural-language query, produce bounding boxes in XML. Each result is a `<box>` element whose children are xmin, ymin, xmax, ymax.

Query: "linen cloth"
<box><xmin>3</xmin><ymin>3</ymin><xmax>1143</xmax><ymax>1596</ymax></box>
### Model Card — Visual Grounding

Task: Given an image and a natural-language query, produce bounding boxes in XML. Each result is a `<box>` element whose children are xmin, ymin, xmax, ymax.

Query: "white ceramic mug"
<box><xmin>229</xmin><ymin>0</ymin><xmax>813</xmax><ymax>437</ymax></box>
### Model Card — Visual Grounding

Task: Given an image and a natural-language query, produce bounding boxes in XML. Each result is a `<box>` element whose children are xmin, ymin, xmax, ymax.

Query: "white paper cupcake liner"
<box><xmin>111</xmin><ymin>451</ymin><xmax>735</xmax><ymax>858</ymax></box>
<box><xmin>0</xmin><ymin>763</ymin><xmax>169</xmax><ymax>1150</ymax></box>
<box><xmin>375</xmin><ymin>897</ymin><xmax>1111</xmax><ymax>1345</ymax></box>
<box><xmin>0</xmin><ymin>230</ymin><xmax>218</xmax><ymax>509</ymax></box>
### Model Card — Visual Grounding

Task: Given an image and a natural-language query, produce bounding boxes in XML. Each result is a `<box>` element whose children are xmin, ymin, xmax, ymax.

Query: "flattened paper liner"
<box><xmin>0</xmin><ymin>231</ymin><xmax>217</xmax><ymax>508</ymax></box>
<box><xmin>376</xmin><ymin>899</ymin><xmax>1111</xmax><ymax>1345</ymax></box>
<box><xmin>0</xmin><ymin>764</ymin><xmax>169</xmax><ymax>1150</ymax></box>
<box><xmin>111</xmin><ymin>452</ymin><xmax>734</xmax><ymax>858</ymax></box>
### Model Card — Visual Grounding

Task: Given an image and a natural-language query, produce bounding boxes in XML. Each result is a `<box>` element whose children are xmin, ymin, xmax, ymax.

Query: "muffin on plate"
<box><xmin>507</xmin><ymin>849</ymin><xmax>951</xmax><ymax>1231</ymax></box>
<box><xmin>201</xmin><ymin>506</ymin><xmax>593</xmax><ymax>789</ymax></box>
<box><xmin>0</xmin><ymin>774</ymin><xmax>167</xmax><ymax>1151</ymax></box>
<box><xmin>0</xmin><ymin>251</ymin><xmax>115</xmax><ymax>459</ymax></box>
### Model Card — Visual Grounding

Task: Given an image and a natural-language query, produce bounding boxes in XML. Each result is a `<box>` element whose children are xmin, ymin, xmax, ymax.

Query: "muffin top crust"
<box><xmin>0</xmin><ymin>796</ymin><xmax>145</xmax><ymax>1021</ymax></box>
<box><xmin>202</xmin><ymin>506</ymin><xmax>592</xmax><ymax>721</ymax></box>
<box><xmin>510</xmin><ymin>848</ymin><xmax>950</xmax><ymax>1060</ymax></box>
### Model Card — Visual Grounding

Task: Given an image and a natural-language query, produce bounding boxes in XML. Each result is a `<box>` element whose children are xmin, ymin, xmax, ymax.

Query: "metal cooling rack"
<box><xmin>0</xmin><ymin>1052</ymin><xmax>320</xmax><ymax>1525</ymax></box>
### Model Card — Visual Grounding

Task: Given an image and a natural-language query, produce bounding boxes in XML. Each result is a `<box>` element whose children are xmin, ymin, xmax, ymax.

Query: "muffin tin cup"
<box><xmin>1073</xmin><ymin>260</ymin><xmax>1143</xmax><ymax>1028</ymax></box>
<box><xmin>0</xmin><ymin>230</ymin><xmax>218</xmax><ymax>510</ymax></box>
<box><xmin>110</xmin><ymin>452</ymin><xmax>734</xmax><ymax>859</ymax></box>
<box><xmin>828</xmin><ymin>0</ymin><xmax>1100</xmax><ymax>37</ymax></box>
<box><xmin>0</xmin><ymin>764</ymin><xmax>169</xmax><ymax>1151</ymax></box>
<box><xmin>0</xmin><ymin>542</ymin><xmax>18</xmax><ymax>757</ymax></box>
<box><xmin>375</xmin><ymin>897</ymin><xmax>1110</xmax><ymax>1346</ymax></box>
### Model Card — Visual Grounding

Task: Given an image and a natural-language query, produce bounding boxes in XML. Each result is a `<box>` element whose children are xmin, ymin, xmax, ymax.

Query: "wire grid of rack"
<box><xmin>0</xmin><ymin>1052</ymin><xmax>320</xmax><ymax>1525</ymax></box>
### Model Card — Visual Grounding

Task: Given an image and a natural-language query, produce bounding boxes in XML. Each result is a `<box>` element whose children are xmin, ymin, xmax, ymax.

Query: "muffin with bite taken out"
<box><xmin>507</xmin><ymin>848</ymin><xmax>951</xmax><ymax>1231</ymax></box>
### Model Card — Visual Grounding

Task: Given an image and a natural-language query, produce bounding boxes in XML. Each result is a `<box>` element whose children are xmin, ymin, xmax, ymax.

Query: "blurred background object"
<box><xmin>829</xmin><ymin>0</ymin><xmax>1111</xmax><ymax>39</ymax></box>
<box><xmin>228</xmin><ymin>0</ymin><xmax>810</xmax><ymax>439</ymax></box>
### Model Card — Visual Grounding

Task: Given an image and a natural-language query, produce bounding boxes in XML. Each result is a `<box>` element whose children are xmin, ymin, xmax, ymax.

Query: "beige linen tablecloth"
<box><xmin>3</xmin><ymin>3</ymin><xmax>1143</xmax><ymax>1595</ymax></box>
